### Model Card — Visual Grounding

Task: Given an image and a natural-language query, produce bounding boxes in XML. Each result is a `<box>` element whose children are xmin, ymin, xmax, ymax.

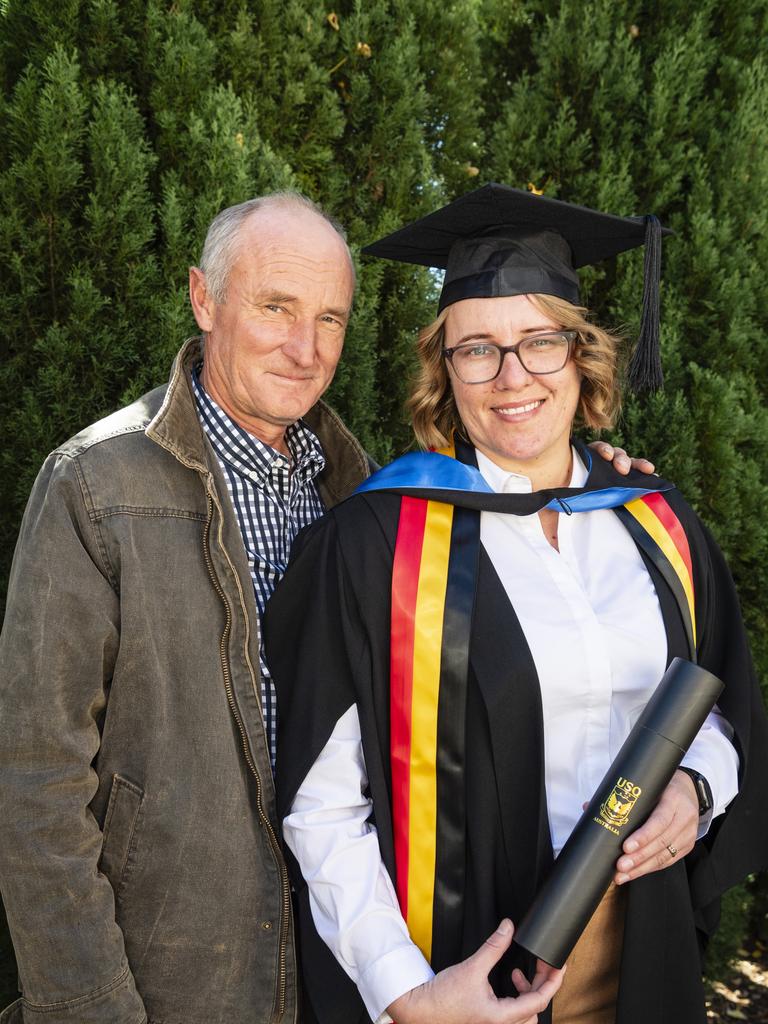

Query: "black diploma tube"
<box><xmin>514</xmin><ymin>657</ymin><xmax>724</xmax><ymax>968</ymax></box>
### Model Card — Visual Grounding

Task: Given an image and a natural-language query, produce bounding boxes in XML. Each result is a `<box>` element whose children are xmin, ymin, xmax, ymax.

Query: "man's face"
<box><xmin>190</xmin><ymin>206</ymin><xmax>355</xmax><ymax>450</ymax></box>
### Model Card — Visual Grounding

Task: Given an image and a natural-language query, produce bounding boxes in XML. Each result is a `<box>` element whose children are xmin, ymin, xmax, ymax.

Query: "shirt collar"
<box><xmin>475</xmin><ymin>445</ymin><xmax>588</xmax><ymax>495</ymax></box>
<box><xmin>191</xmin><ymin>365</ymin><xmax>326</xmax><ymax>486</ymax></box>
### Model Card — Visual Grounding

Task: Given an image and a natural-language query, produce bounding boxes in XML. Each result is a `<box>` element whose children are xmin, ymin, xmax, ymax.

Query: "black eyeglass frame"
<box><xmin>442</xmin><ymin>330</ymin><xmax>579</xmax><ymax>384</ymax></box>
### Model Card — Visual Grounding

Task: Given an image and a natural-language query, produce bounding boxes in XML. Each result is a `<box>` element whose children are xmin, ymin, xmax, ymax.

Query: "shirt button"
<box><xmin>261</xmin><ymin>920</ymin><xmax>273</xmax><ymax>930</ymax></box>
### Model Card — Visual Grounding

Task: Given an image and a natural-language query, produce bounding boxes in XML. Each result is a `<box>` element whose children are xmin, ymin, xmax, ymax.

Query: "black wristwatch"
<box><xmin>678</xmin><ymin>766</ymin><xmax>713</xmax><ymax>816</ymax></box>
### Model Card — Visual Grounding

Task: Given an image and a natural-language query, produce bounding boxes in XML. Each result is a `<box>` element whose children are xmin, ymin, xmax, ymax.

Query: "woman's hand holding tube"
<box><xmin>386</xmin><ymin>919</ymin><xmax>564</xmax><ymax>1024</ymax></box>
<box><xmin>614</xmin><ymin>769</ymin><xmax>699</xmax><ymax>884</ymax></box>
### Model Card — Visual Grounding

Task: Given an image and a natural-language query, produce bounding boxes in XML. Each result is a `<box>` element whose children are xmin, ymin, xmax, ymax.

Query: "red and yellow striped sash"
<box><xmin>389</xmin><ymin>445</ymin><xmax>479</xmax><ymax>968</ymax></box>
<box><xmin>390</xmin><ymin>495</ymin><xmax>454</xmax><ymax>960</ymax></box>
<box><xmin>620</xmin><ymin>491</ymin><xmax>696</xmax><ymax>655</ymax></box>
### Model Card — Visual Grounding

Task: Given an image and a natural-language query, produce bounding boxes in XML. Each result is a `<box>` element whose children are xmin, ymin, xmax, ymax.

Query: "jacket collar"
<box><xmin>146</xmin><ymin>336</ymin><xmax>371</xmax><ymax>505</ymax></box>
<box><xmin>146</xmin><ymin>337</ymin><xmax>210</xmax><ymax>473</ymax></box>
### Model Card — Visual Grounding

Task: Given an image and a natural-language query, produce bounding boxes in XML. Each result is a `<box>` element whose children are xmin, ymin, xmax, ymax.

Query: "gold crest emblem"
<box><xmin>599</xmin><ymin>776</ymin><xmax>642</xmax><ymax>829</ymax></box>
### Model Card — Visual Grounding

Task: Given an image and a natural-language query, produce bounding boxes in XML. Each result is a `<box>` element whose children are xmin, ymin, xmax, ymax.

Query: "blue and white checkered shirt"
<box><xmin>192</xmin><ymin>366</ymin><xmax>326</xmax><ymax>767</ymax></box>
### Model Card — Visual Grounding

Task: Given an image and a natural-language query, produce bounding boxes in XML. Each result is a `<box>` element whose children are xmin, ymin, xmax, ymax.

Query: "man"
<box><xmin>0</xmin><ymin>190</ymin><xmax>644</xmax><ymax>1024</ymax></box>
<box><xmin>0</xmin><ymin>192</ymin><xmax>365</xmax><ymax>1024</ymax></box>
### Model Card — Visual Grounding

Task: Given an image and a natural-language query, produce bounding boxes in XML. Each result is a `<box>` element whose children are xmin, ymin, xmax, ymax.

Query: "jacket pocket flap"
<box><xmin>98</xmin><ymin>774</ymin><xmax>144</xmax><ymax>890</ymax></box>
<box><xmin>0</xmin><ymin>998</ymin><xmax>22</xmax><ymax>1023</ymax></box>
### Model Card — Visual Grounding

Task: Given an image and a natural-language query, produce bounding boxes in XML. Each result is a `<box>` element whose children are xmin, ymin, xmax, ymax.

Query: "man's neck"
<box><xmin>199</xmin><ymin>365</ymin><xmax>291</xmax><ymax>457</ymax></box>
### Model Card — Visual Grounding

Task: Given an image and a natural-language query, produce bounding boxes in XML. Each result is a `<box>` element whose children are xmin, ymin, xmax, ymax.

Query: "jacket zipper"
<box><xmin>202</xmin><ymin>495</ymin><xmax>292</xmax><ymax>1021</ymax></box>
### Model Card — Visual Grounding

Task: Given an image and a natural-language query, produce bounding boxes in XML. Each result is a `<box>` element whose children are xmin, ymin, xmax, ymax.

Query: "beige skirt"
<box><xmin>550</xmin><ymin>883</ymin><xmax>627</xmax><ymax>1024</ymax></box>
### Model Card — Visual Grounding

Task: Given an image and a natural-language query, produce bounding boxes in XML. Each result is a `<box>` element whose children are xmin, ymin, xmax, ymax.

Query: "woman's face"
<box><xmin>444</xmin><ymin>294</ymin><xmax>581</xmax><ymax>479</ymax></box>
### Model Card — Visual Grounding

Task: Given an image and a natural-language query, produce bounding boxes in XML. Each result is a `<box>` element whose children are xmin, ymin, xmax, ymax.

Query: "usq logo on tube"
<box><xmin>595</xmin><ymin>777</ymin><xmax>643</xmax><ymax>835</ymax></box>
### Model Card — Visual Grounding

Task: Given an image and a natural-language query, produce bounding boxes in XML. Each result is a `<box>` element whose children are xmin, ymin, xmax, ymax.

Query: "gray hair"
<box><xmin>198</xmin><ymin>191</ymin><xmax>352</xmax><ymax>303</ymax></box>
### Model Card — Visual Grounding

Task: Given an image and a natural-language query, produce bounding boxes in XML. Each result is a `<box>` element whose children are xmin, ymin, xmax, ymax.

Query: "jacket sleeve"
<box><xmin>0</xmin><ymin>452</ymin><xmax>147</xmax><ymax>1023</ymax></box>
<box><xmin>267</xmin><ymin>506</ymin><xmax>391</xmax><ymax>1024</ymax></box>
<box><xmin>268</xmin><ymin>511</ymin><xmax>365</xmax><ymax>823</ymax></box>
<box><xmin>685</xmin><ymin>511</ymin><xmax>768</xmax><ymax>921</ymax></box>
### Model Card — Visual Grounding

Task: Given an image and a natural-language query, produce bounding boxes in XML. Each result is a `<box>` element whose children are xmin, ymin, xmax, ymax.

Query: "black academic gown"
<box><xmin>266</xmin><ymin>458</ymin><xmax>768</xmax><ymax>1024</ymax></box>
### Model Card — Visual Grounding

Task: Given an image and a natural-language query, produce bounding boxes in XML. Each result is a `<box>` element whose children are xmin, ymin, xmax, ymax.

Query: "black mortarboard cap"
<box><xmin>363</xmin><ymin>183</ymin><xmax>672</xmax><ymax>392</ymax></box>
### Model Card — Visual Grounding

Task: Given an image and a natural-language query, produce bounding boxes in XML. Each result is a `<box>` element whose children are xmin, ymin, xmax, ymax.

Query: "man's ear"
<box><xmin>189</xmin><ymin>266</ymin><xmax>216</xmax><ymax>333</ymax></box>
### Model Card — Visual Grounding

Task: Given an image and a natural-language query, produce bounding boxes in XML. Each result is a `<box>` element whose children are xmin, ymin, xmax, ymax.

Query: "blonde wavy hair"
<box><xmin>407</xmin><ymin>293</ymin><xmax>623</xmax><ymax>450</ymax></box>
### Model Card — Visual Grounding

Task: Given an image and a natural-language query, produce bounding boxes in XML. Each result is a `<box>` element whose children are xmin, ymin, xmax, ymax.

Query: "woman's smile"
<box><xmin>492</xmin><ymin>398</ymin><xmax>546</xmax><ymax>419</ymax></box>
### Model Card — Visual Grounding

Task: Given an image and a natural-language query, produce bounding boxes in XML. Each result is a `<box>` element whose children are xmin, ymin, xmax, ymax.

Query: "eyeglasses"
<box><xmin>442</xmin><ymin>331</ymin><xmax>578</xmax><ymax>384</ymax></box>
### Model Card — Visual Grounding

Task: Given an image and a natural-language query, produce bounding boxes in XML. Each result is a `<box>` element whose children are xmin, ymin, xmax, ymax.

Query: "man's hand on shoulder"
<box><xmin>589</xmin><ymin>441</ymin><xmax>655</xmax><ymax>476</ymax></box>
<box><xmin>386</xmin><ymin>919</ymin><xmax>564</xmax><ymax>1024</ymax></box>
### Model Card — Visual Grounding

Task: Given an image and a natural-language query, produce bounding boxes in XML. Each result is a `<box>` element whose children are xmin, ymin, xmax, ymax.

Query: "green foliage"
<box><xmin>1</xmin><ymin>0</ymin><xmax>767</xmax><ymax>1000</ymax></box>
<box><xmin>704</xmin><ymin>881</ymin><xmax>751</xmax><ymax>980</ymax></box>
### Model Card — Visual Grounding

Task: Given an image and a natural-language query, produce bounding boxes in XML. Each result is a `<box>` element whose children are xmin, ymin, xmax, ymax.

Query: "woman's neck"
<box><xmin>474</xmin><ymin>442</ymin><xmax>574</xmax><ymax>491</ymax></box>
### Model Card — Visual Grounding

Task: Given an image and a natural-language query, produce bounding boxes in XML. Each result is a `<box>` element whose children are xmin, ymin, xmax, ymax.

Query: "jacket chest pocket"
<box><xmin>98</xmin><ymin>773</ymin><xmax>144</xmax><ymax>898</ymax></box>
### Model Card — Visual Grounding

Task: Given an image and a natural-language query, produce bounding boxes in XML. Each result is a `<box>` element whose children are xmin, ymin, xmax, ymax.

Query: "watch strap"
<box><xmin>678</xmin><ymin>766</ymin><xmax>713</xmax><ymax>815</ymax></box>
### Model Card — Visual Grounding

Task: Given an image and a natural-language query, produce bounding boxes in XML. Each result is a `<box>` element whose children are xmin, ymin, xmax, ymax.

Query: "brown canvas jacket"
<box><xmin>0</xmin><ymin>337</ymin><xmax>371</xmax><ymax>1024</ymax></box>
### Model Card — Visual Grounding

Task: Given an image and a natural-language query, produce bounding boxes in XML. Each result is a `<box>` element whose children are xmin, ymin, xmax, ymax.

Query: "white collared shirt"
<box><xmin>283</xmin><ymin>448</ymin><xmax>739</xmax><ymax>1022</ymax></box>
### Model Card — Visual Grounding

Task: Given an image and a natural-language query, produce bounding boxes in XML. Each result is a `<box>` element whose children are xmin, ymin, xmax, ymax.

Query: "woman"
<box><xmin>266</xmin><ymin>185</ymin><xmax>767</xmax><ymax>1024</ymax></box>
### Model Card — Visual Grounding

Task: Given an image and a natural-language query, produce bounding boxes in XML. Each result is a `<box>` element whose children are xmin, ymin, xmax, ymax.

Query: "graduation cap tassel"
<box><xmin>628</xmin><ymin>214</ymin><xmax>664</xmax><ymax>393</ymax></box>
